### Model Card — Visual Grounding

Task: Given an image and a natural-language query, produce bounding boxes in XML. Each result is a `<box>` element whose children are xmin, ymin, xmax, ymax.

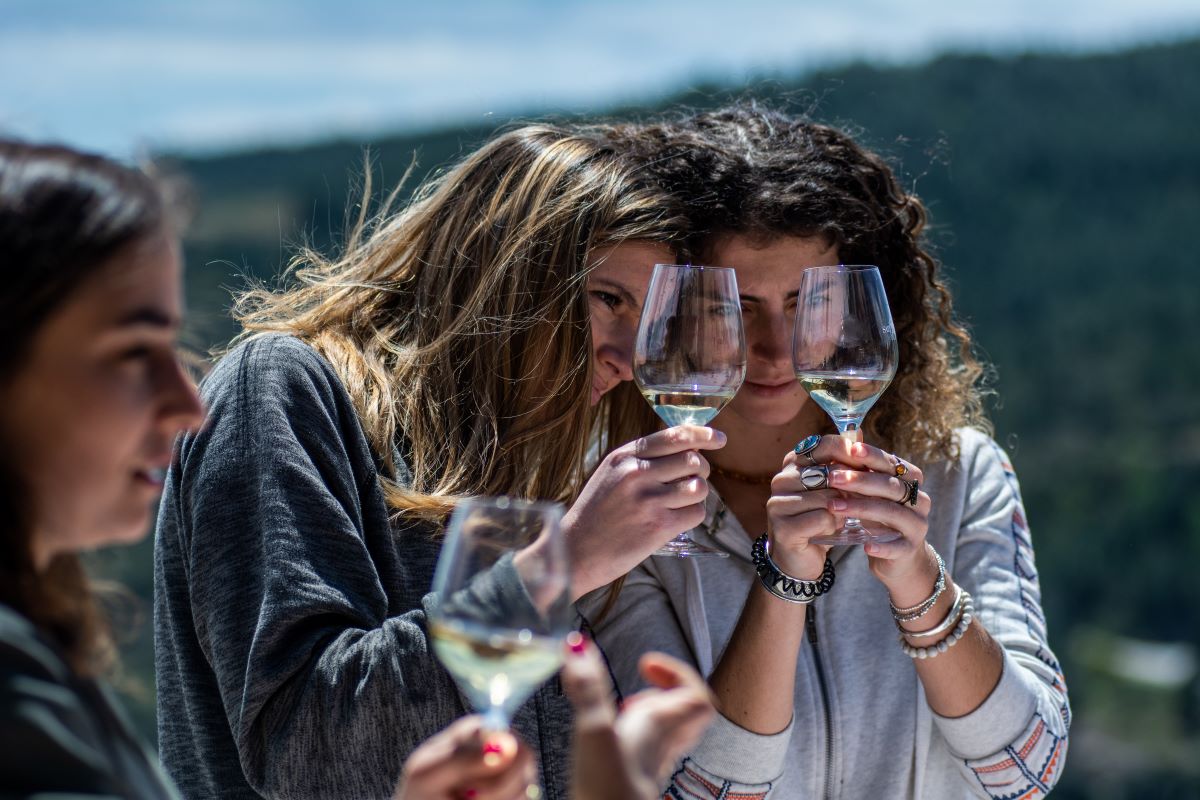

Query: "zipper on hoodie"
<box><xmin>806</xmin><ymin>609</ymin><xmax>834</xmax><ymax>800</ymax></box>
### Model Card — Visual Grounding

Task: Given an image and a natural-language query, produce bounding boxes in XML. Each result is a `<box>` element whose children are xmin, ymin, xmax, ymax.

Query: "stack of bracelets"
<box><xmin>889</xmin><ymin>548</ymin><xmax>975</xmax><ymax>659</ymax></box>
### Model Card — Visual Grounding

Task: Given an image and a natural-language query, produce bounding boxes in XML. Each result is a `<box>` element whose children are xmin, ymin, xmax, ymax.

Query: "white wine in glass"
<box><xmin>793</xmin><ymin>265</ymin><xmax>899</xmax><ymax>546</ymax></box>
<box><xmin>429</xmin><ymin>496</ymin><xmax>571</xmax><ymax>730</ymax></box>
<box><xmin>634</xmin><ymin>264</ymin><xmax>746</xmax><ymax>557</ymax></box>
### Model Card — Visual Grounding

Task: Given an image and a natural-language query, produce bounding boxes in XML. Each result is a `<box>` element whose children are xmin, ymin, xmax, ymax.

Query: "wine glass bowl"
<box><xmin>634</xmin><ymin>264</ymin><xmax>746</xmax><ymax>556</ymax></box>
<box><xmin>792</xmin><ymin>265</ymin><xmax>899</xmax><ymax>546</ymax></box>
<box><xmin>429</xmin><ymin>497</ymin><xmax>572</xmax><ymax>730</ymax></box>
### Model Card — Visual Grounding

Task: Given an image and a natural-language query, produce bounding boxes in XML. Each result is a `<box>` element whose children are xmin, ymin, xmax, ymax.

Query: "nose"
<box><xmin>749</xmin><ymin>311</ymin><xmax>793</xmax><ymax>368</ymax></box>
<box><xmin>158</xmin><ymin>353</ymin><xmax>206</xmax><ymax>435</ymax></box>
<box><xmin>594</xmin><ymin>319</ymin><xmax>635</xmax><ymax>384</ymax></box>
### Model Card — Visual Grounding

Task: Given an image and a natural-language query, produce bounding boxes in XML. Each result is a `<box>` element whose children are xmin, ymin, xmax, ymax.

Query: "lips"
<box><xmin>134</xmin><ymin>453</ymin><xmax>172</xmax><ymax>489</ymax></box>
<box><xmin>591</xmin><ymin>377</ymin><xmax>608</xmax><ymax>405</ymax></box>
<box><xmin>134</xmin><ymin>467</ymin><xmax>166</xmax><ymax>488</ymax></box>
<box><xmin>743</xmin><ymin>378</ymin><xmax>796</xmax><ymax>398</ymax></box>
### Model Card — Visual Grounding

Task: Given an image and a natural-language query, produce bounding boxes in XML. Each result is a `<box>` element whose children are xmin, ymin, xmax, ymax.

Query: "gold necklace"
<box><xmin>709</xmin><ymin>461</ymin><xmax>776</xmax><ymax>486</ymax></box>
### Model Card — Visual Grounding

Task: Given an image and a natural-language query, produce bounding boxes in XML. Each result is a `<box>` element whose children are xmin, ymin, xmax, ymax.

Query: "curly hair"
<box><xmin>605</xmin><ymin>104</ymin><xmax>990</xmax><ymax>461</ymax></box>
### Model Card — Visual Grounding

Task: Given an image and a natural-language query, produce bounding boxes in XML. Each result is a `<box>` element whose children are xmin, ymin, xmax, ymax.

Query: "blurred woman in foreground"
<box><xmin>0</xmin><ymin>140</ymin><xmax>202</xmax><ymax>796</ymax></box>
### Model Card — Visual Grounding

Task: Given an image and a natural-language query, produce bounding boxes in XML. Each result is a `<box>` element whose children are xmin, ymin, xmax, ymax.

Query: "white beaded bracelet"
<box><xmin>899</xmin><ymin>591</ymin><xmax>974</xmax><ymax>659</ymax></box>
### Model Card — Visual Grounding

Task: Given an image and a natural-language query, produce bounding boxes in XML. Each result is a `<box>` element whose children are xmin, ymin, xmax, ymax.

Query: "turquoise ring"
<box><xmin>794</xmin><ymin>434</ymin><xmax>821</xmax><ymax>465</ymax></box>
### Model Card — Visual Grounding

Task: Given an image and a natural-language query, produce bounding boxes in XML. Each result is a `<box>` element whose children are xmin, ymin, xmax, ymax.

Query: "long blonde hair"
<box><xmin>233</xmin><ymin>124</ymin><xmax>686</xmax><ymax>523</ymax></box>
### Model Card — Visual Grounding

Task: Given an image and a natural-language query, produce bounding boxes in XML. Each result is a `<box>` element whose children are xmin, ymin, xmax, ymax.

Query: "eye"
<box><xmin>121</xmin><ymin>345</ymin><xmax>153</xmax><ymax>362</ymax></box>
<box><xmin>806</xmin><ymin>292</ymin><xmax>830</xmax><ymax>308</ymax></box>
<box><xmin>589</xmin><ymin>289</ymin><xmax>621</xmax><ymax>310</ymax></box>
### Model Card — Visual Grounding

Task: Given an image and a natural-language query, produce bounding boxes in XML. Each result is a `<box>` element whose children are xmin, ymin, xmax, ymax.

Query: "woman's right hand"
<box><xmin>765</xmin><ymin>434</ymin><xmax>860</xmax><ymax>578</ymax></box>
<box><xmin>563</xmin><ymin>424</ymin><xmax>726</xmax><ymax>598</ymax></box>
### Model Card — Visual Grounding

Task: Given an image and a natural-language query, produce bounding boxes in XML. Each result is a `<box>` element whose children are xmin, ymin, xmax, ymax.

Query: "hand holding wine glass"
<box><xmin>429</xmin><ymin>497</ymin><xmax>572</xmax><ymax>733</ymax></box>
<box><xmin>792</xmin><ymin>265</ymin><xmax>899</xmax><ymax>546</ymax></box>
<box><xmin>393</xmin><ymin>716</ymin><xmax>536</xmax><ymax>800</ymax></box>
<box><xmin>633</xmin><ymin>264</ymin><xmax>746</xmax><ymax>557</ymax></box>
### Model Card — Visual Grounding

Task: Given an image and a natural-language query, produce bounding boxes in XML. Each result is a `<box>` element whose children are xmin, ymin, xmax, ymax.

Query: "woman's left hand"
<box><xmin>822</xmin><ymin>441</ymin><xmax>935</xmax><ymax>598</ymax></box>
<box><xmin>393</xmin><ymin>716</ymin><xmax>537</xmax><ymax>800</ymax></box>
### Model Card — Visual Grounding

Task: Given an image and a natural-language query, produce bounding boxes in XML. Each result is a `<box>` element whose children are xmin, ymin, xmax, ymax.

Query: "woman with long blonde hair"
<box><xmin>154</xmin><ymin>124</ymin><xmax>724</xmax><ymax>799</ymax></box>
<box><xmin>584</xmin><ymin>106</ymin><xmax>1070</xmax><ymax>799</ymax></box>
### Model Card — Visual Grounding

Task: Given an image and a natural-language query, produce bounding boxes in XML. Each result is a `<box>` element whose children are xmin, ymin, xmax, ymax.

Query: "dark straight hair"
<box><xmin>0</xmin><ymin>140</ymin><xmax>170</xmax><ymax>674</ymax></box>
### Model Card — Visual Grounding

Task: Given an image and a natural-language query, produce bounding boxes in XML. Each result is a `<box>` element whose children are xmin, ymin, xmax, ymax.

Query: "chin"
<box><xmin>729</xmin><ymin>399</ymin><xmax>806</xmax><ymax>428</ymax></box>
<box><xmin>99</xmin><ymin>507</ymin><xmax>155</xmax><ymax>548</ymax></box>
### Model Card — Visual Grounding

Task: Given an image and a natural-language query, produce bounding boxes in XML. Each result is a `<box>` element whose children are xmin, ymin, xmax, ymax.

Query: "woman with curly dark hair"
<box><xmin>582</xmin><ymin>106</ymin><xmax>1070</xmax><ymax>798</ymax></box>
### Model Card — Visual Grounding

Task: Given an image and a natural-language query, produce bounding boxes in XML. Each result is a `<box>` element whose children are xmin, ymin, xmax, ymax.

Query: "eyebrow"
<box><xmin>116</xmin><ymin>307</ymin><xmax>179</xmax><ymax>329</ymax></box>
<box><xmin>589</xmin><ymin>276</ymin><xmax>640</xmax><ymax>309</ymax></box>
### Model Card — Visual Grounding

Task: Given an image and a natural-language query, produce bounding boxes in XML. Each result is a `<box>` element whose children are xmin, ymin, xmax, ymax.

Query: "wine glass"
<box><xmin>634</xmin><ymin>264</ymin><xmax>747</xmax><ymax>557</ymax></box>
<box><xmin>792</xmin><ymin>265</ymin><xmax>900</xmax><ymax>546</ymax></box>
<box><xmin>429</xmin><ymin>496</ymin><xmax>572</xmax><ymax>731</ymax></box>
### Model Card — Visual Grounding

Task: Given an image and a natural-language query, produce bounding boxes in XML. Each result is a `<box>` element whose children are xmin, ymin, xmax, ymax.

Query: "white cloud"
<box><xmin>1</xmin><ymin>0</ymin><xmax>1197</xmax><ymax>155</ymax></box>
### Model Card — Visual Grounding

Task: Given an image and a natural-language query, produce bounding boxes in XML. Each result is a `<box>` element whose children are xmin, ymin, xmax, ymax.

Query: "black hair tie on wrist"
<box><xmin>750</xmin><ymin>533</ymin><xmax>835</xmax><ymax>604</ymax></box>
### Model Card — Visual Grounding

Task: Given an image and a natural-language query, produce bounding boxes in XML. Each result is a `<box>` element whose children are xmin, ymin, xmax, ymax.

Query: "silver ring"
<box><xmin>800</xmin><ymin>465</ymin><xmax>830</xmax><ymax>491</ymax></box>
<box><xmin>794</xmin><ymin>434</ymin><xmax>821</xmax><ymax>466</ymax></box>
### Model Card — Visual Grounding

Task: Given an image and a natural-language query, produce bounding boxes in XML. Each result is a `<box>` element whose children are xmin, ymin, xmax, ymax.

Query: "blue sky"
<box><xmin>3</xmin><ymin>0</ymin><xmax>1199</xmax><ymax>157</ymax></box>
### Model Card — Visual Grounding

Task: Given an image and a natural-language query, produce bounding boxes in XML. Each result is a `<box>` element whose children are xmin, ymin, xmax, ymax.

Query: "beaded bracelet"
<box><xmin>897</xmin><ymin>584</ymin><xmax>963</xmax><ymax>639</ymax></box>
<box><xmin>750</xmin><ymin>533</ymin><xmax>835</xmax><ymax>605</ymax></box>
<box><xmin>888</xmin><ymin>547</ymin><xmax>946</xmax><ymax>623</ymax></box>
<box><xmin>899</xmin><ymin>591</ymin><xmax>974</xmax><ymax>660</ymax></box>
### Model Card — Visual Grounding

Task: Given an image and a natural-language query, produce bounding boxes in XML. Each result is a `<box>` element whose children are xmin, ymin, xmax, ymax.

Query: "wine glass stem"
<box><xmin>835</xmin><ymin>418</ymin><xmax>864</xmax><ymax>529</ymax></box>
<box><xmin>482</xmin><ymin>706</ymin><xmax>510</xmax><ymax>732</ymax></box>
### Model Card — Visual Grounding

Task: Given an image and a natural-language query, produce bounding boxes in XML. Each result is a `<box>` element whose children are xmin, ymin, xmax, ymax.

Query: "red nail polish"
<box><xmin>464</xmin><ymin>790</ymin><xmax>478</xmax><ymax>799</ymax></box>
<box><xmin>567</xmin><ymin>631</ymin><xmax>587</xmax><ymax>654</ymax></box>
<box><xmin>483</xmin><ymin>741</ymin><xmax>503</xmax><ymax>755</ymax></box>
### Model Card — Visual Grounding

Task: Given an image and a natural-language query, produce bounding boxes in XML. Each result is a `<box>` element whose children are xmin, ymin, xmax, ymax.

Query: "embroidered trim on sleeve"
<box><xmin>966</xmin><ymin>712</ymin><xmax>1067</xmax><ymax>800</ymax></box>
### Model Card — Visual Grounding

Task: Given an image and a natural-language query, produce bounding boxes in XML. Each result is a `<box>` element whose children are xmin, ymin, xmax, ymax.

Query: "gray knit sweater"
<box><xmin>154</xmin><ymin>335</ymin><xmax>574</xmax><ymax>800</ymax></box>
<box><xmin>581</xmin><ymin>428</ymin><xmax>1070</xmax><ymax>799</ymax></box>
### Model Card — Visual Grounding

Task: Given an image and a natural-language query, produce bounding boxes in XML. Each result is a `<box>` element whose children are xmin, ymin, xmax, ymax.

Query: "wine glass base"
<box><xmin>653</xmin><ymin>536</ymin><xmax>729</xmax><ymax>558</ymax></box>
<box><xmin>811</xmin><ymin>527</ymin><xmax>903</xmax><ymax>547</ymax></box>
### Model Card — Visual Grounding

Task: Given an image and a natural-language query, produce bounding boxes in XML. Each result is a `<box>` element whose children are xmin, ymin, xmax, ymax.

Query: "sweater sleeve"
<box><xmin>935</xmin><ymin>432</ymin><xmax>1070</xmax><ymax>797</ymax></box>
<box><xmin>580</xmin><ymin>564</ymin><xmax>787</xmax><ymax>799</ymax></box>
<box><xmin>164</xmin><ymin>337</ymin><xmax>466</xmax><ymax>799</ymax></box>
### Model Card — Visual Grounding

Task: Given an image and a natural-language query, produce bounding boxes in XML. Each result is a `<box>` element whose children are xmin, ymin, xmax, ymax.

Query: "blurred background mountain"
<box><xmin>15</xmin><ymin>23</ymin><xmax>1199</xmax><ymax>800</ymax></box>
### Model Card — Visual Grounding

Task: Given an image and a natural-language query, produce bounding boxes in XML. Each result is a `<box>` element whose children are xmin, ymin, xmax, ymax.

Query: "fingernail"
<box><xmin>483</xmin><ymin>741</ymin><xmax>504</xmax><ymax>755</ymax></box>
<box><xmin>714</xmin><ymin>430</ymin><xmax>728</xmax><ymax>444</ymax></box>
<box><xmin>566</xmin><ymin>631</ymin><xmax>587</xmax><ymax>654</ymax></box>
<box><xmin>464</xmin><ymin>790</ymin><xmax>478</xmax><ymax>799</ymax></box>
<box><xmin>830</xmin><ymin>499</ymin><xmax>848</xmax><ymax>512</ymax></box>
